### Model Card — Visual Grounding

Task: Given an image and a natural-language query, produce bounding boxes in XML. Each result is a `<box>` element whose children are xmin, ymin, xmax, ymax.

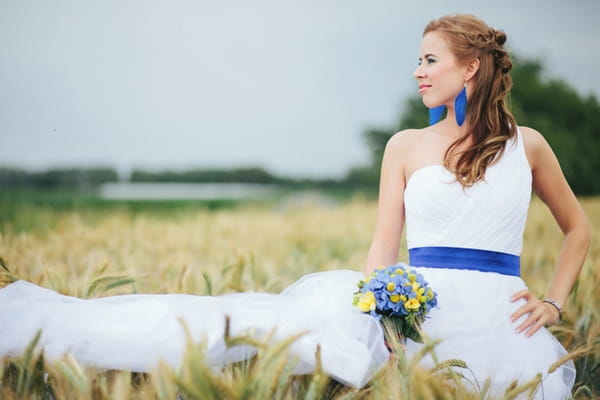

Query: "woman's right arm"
<box><xmin>365</xmin><ymin>132</ymin><xmax>411</xmax><ymax>276</ymax></box>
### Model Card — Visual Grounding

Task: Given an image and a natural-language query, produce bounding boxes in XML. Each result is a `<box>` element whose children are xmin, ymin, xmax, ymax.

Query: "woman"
<box><xmin>0</xmin><ymin>13</ymin><xmax>590</xmax><ymax>398</ymax></box>
<box><xmin>366</xmin><ymin>14</ymin><xmax>590</xmax><ymax>398</ymax></box>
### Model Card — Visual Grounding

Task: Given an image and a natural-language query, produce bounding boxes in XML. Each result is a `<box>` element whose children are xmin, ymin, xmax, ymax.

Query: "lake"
<box><xmin>98</xmin><ymin>182</ymin><xmax>279</xmax><ymax>200</ymax></box>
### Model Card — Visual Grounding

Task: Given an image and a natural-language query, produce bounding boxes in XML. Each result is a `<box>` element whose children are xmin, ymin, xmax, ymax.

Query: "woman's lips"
<box><xmin>418</xmin><ymin>84</ymin><xmax>431</xmax><ymax>95</ymax></box>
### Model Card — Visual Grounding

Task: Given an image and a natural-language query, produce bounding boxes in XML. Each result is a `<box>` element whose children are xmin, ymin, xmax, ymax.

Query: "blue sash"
<box><xmin>408</xmin><ymin>246</ymin><xmax>520</xmax><ymax>277</ymax></box>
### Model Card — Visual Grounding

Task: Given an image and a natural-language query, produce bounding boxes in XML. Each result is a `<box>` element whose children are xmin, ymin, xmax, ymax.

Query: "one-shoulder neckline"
<box><xmin>405</xmin><ymin>165</ymin><xmax>454</xmax><ymax>190</ymax></box>
<box><xmin>404</xmin><ymin>130</ymin><xmax>527</xmax><ymax>193</ymax></box>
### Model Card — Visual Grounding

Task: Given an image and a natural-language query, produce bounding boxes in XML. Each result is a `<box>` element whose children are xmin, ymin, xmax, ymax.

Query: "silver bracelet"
<box><xmin>542</xmin><ymin>298</ymin><xmax>563</xmax><ymax>324</ymax></box>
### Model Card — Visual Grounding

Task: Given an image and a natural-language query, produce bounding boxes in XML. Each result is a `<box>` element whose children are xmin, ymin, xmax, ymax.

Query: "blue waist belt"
<box><xmin>408</xmin><ymin>246</ymin><xmax>520</xmax><ymax>277</ymax></box>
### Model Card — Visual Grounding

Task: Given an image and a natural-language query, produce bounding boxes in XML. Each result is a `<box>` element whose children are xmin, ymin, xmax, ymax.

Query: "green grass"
<box><xmin>0</xmin><ymin>187</ymin><xmax>262</xmax><ymax>233</ymax></box>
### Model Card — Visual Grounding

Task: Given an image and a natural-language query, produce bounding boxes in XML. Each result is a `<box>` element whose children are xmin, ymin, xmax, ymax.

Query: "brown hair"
<box><xmin>424</xmin><ymin>14</ymin><xmax>517</xmax><ymax>187</ymax></box>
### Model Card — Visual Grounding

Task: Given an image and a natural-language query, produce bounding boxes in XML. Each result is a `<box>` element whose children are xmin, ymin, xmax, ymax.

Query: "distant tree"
<box><xmin>31</xmin><ymin>168</ymin><xmax>118</xmax><ymax>187</ymax></box>
<box><xmin>362</xmin><ymin>97</ymin><xmax>430</xmax><ymax>174</ymax></box>
<box><xmin>130</xmin><ymin>167</ymin><xmax>280</xmax><ymax>184</ymax></box>
<box><xmin>509</xmin><ymin>57</ymin><xmax>600</xmax><ymax>194</ymax></box>
<box><xmin>0</xmin><ymin>167</ymin><xmax>29</xmax><ymax>185</ymax></box>
<box><xmin>0</xmin><ymin>167</ymin><xmax>118</xmax><ymax>187</ymax></box>
<box><xmin>356</xmin><ymin>57</ymin><xmax>600</xmax><ymax>194</ymax></box>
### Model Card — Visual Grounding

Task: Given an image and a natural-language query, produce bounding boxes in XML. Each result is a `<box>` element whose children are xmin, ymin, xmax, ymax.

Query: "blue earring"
<box><xmin>454</xmin><ymin>84</ymin><xmax>467</xmax><ymax>126</ymax></box>
<box><xmin>429</xmin><ymin>105</ymin><xmax>445</xmax><ymax>125</ymax></box>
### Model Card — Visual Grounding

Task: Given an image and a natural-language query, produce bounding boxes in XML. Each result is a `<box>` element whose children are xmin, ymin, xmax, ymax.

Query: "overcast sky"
<box><xmin>1</xmin><ymin>0</ymin><xmax>599</xmax><ymax>178</ymax></box>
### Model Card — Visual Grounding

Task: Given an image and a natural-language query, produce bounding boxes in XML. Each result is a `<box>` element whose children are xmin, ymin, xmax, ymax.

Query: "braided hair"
<box><xmin>424</xmin><ymin>14</ymin><xmax>517</xmax><ymax>187</ymax></box>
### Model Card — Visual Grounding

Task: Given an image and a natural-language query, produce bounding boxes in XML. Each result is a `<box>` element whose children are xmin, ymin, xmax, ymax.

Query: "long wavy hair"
<box><xmin>424</xmin><ymin>14</ymin><xmax>517</xmax><ymax>187</ymax></box>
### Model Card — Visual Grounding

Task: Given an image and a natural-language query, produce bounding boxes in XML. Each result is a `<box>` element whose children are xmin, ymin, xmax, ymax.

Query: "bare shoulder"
<box><xmin>519</xmin><ymin>126</ymin><xmax>546</xmax><ymax>149</ymax></box>
<box><xmin>387</xmin><ymin>128</ymin><xmax>422</xmax><ymax>145</ymax></box>
<box><xmin>385</xmin><ymin>129</ymin><xmax>423</xmax><ymax>155</ymax></box>
<box><xmin>519</xmin><ymin>126</ymin><xmax>553</xmax><ymax>169</ymax></box>
<box><xmin>381</xmin><ymin>128</ymin><xmax>432</xmax><ymax>184</ymax></box>
<box><xmin>378</xmin><ymin>129</ymin><xmax>424</xmax><ymax>194</ymax></box>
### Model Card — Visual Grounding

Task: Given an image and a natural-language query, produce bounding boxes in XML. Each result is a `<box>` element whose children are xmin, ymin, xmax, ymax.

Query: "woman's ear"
<box><xmin>465</xmin><ymin>58</ymin><xmax>480</xmax><ymax>81</ymax></box>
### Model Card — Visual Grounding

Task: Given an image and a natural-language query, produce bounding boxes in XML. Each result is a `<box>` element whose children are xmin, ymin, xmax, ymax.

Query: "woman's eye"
<box><xmin>417</xmin><ymin>58</ymin><xmax>436</xmax><ymax>66</ymax></box>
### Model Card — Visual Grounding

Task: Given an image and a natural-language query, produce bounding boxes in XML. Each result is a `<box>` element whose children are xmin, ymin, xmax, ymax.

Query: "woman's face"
<box><xmin>414</xmin><ymin>31</ymin><xmax>467</xmax><ymax>109</ymax></box>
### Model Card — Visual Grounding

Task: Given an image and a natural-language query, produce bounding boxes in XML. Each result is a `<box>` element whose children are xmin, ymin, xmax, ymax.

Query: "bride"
<box><xmin>0</xmin><ymin>14</ymin><xmax>590</xmax><ymax>399</ymax></box>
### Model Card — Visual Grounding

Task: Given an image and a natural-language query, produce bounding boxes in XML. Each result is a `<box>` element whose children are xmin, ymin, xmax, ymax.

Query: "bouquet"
<box><xmin>353</xmin><ymin>263</ymin><xmax>438</xmax><ymax>343</ymax></box>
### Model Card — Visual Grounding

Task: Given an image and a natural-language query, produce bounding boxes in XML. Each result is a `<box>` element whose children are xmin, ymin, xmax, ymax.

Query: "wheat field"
<box><xmin>0</xmin><ymin>195</ymin><xmax>598</xmax><ymax>399</ymax></box>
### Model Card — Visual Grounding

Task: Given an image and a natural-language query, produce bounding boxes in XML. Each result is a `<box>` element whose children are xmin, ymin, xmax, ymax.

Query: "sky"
<box><xmin>1</xmin><ymin>0</ymin><xmax>599</xmax><ymax>179</ymax></box>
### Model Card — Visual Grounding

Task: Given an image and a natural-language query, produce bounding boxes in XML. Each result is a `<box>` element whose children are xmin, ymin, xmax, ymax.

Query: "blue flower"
<box><xmin>354</xmin><ymin>263</ymin><xmax>439</xmax><ymax>328</ymax></box>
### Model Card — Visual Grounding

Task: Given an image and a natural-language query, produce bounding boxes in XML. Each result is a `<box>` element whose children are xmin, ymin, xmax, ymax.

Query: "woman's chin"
<box><xmin>420</xmin><ymin>98</ymin><xmax>436</xmax><ymax>109</ymax></box>
<box><xmin>423</xmin><ymin>100</ymin><xmax>444</xmax><ymax>109</ymax></box>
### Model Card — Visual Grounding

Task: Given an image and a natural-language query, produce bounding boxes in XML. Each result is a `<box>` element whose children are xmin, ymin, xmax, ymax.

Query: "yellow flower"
<box><xmin>357</xmin><ymin>291</ymin><xmax>376</xmax><ymax>313</ymax></box>
<box><xmin>405</xmin><ymin>298</ymin><xmax>421</xmax><ymax>311</ymax></box>
<box><xmin>390</xmin><ymin>294</ymin><xmax>401</xmax><ymax>303</ymax></box>
<box><xmin>408</xmin><ymin>273</ymin><xmax>417</xmax><ymax>282</ymax></box>
<box><xmin>417</xmin><ymin>288</ymin><xmax>427</xmax><ymax>303</ymax></box>
<box><xmin>386</xmin><ymin>282</ymin><xmax>396</xmax><ymax>291</ymax></box>
<box><xmin>394</xmin><ymin>268</ymin><xmax>405</xmax><ymax>275</ymax></box>
<box><xmin>406</xmin><ymin>281</ymin><xmax>420</xmax><ymax>292</ymax></box>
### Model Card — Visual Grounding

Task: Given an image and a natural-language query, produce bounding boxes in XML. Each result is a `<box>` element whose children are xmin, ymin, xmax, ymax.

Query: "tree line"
<box><xmin>0</xmin><ymin>166</ymin><xmax>364</xmax><ymax>191</ymax></box>
<box><xmin>1</xmin><ymin>57</ymin><xmax>598</xmax><ymax>194</ymax></box>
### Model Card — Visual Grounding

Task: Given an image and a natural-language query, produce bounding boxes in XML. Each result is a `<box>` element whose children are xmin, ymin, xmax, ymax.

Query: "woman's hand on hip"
<box><xmin>510</xmin><ymin>289</ymin><xmax>560</xmax><ymax>337</ymax></box>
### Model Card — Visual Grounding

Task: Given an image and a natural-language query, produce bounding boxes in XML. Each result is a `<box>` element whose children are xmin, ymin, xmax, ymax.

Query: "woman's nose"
<box><xmin>413</xmin><ymin>65</ymin><xmax>425</xmax><ymax>79</ymax></box>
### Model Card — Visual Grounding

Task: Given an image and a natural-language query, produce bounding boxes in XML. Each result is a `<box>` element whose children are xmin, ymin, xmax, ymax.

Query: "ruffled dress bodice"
<box><xmin>405</xmin><ymin>129</ymin><xmax>532</xmax><ymax>255</ymax></box>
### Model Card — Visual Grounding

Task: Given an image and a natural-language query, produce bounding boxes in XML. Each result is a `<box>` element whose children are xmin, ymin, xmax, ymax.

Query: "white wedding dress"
<box><xmin>0</xmin><ymin>129</ymin><xmax>575</xmax><ymax>397</ymax></box>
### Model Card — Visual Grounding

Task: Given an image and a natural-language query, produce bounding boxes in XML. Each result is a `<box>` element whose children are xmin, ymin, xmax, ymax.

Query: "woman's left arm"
<box><xmin>511</xmin><ymin>126</ymin><xmax>591</xmax><ymax>337</ymax></box>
